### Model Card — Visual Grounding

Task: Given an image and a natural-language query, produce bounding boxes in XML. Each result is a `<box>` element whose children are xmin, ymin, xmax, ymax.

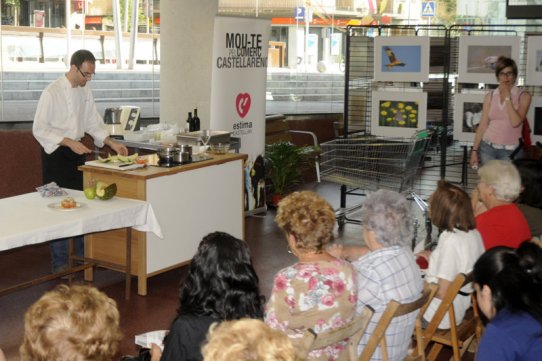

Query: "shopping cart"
<box><xmin>320</xmin><ymin>130</ymin><xmax>433</xmax><ymax>248</ymax></box>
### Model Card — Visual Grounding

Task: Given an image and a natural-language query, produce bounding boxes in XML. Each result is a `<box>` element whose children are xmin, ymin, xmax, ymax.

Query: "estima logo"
<box><xmin>236</xmin><ymin>93</ymin><xmax>251</xmax><ymax>118</ymax></box>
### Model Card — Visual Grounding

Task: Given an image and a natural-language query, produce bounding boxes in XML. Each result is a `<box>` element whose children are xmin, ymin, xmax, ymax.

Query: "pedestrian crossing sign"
<box><xmin>422</xmin><ymin>1</ymin><xmax>436</xmax><ymax>17</ymax></box>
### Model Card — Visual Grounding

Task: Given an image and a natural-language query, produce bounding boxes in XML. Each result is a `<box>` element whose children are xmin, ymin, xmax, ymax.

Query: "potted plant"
<box><xmin>264</xmin><ymin>141</ymin><xmax>315</xmax><ymax>205</ymax></box>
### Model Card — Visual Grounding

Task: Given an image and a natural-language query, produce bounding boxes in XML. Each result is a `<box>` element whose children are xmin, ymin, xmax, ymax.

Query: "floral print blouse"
<box><xmin>265</xmin><ymin>259</ymin><xmax>358</xmax><ymax>361</ymax></box>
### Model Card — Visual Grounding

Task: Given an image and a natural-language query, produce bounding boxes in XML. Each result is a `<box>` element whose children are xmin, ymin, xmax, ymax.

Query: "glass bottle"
<box><xmin>193</xmin><ymin>108</ymin><xmax>201</xmax><ymax>131</ymax></box>
<box><xmin>186</xmin><ymin>112</ymin><xmax>193</xmax><ymax>132</ymax></box>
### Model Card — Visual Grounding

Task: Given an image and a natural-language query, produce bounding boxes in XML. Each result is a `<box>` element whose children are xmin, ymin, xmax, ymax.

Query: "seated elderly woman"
<box><xmin>265</xmin><ymin>191</ymin><xmax>357</xmax><ymax>361</ymax></box>
<box><xmin>202</xmin><ymin>318</ymin><xmax>299</xmax><ymax>361</ymax></box>
<box><xmin>513</xmin><ymin>158</ymin><xmax>542</xmax><ymax>238</ymax></box>
<box><xmin>472</xmin><ymin>160</ymin><xmax>531</xmax><ymax>249</ymax></box>
<box><xmin>19</xmin><ymin>284</ymin><xmax>122</xmax><ymax>361</ymax></box>
<box><xmin>329</xmin><ymin>189</ymin><xmax>423</xmax><ymax>361</ymax></box>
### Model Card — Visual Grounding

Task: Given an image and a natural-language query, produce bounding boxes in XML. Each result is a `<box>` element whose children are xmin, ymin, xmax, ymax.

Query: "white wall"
<box><xmin>160</xmin><ymin>0</ymin><xmax>218</xmax><ymax>128</ymax></box>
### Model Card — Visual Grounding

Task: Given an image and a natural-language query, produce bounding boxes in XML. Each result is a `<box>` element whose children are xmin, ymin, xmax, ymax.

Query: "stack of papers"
<box><xmin>135</xmin><ymin>330</ymin><xmax>168</xmax><ymax>350</ymax></box>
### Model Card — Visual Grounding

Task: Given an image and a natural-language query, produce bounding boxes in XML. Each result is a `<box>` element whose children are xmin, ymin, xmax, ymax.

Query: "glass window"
<box><xmin>0</xmin><ymin>0</ymin><xmax>160</xmax><ymax>126</ymax></box>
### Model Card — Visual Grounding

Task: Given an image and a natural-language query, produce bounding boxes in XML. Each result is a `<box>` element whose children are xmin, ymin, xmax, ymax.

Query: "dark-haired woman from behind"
<box><xmin>473</xmin><ymin>242</ymin><xmax>542</xmax><ymax>361</ymax></box>
<box><xmin>417</xmin><ymin>180</ymin><xmax>485</xmax><ymax>329</ymax></box>
<box><xmin>155</xmin><ymin>231</ymin><xmax>265</xmax><ymax>361</ymax></box>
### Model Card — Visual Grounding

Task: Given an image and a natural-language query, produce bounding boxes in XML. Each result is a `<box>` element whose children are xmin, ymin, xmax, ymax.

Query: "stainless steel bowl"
<box><xmin>173</xmin><ymin>150</ymin><xmax>191</xmax><ymax>163</ymax></box>
<box><xmin>177</xmin><ymin>144</ymin><xmax>193</xmax><ymax>157</ymax></box>
<box><xmin>158</xmin><ymin>146</ymin><xmax>179</xmax><ymax>163</ymax></box>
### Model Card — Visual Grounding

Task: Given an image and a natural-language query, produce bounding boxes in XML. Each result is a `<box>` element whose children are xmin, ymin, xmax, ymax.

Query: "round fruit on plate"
<box><xmin>96</xmin><ymin>182</ymin><xmax>117</xmax><ymax>200</ymax></box>
<box><xmin>60</xmin><ymin>197</ymin><xmax>77</xmax><ymax>209</ymax></box>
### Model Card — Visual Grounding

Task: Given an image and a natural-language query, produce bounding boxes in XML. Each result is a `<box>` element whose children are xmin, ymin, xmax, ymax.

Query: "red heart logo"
<box><xmin>236</xmin><ymin>93</ymin><xmax>251</xmax><ymax>118</ymax></box>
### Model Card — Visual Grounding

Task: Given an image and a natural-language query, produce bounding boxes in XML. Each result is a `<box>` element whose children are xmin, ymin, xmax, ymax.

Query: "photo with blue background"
<box><xmin>380</xmin><ymin>45</ymin><xmax>422</xmax><ymax>73</ymax></box>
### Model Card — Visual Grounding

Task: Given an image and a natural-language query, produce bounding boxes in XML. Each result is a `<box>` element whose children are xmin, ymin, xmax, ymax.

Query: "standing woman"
<box><xmin>470</xmin><ymin>57</ymin><xmax>532</xmax><ymax>168</ymax></box>
<box><xmin>473</xmin><ymin>242</ymin><xmax>542</xmax><ymax>361</ymax></box>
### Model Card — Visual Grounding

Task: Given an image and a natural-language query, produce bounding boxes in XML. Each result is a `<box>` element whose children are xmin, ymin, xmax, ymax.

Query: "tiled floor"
<box><xmin>0</xmin><ymin>166</ymin><xmax>478</xmax><ymax>360</ymax></box>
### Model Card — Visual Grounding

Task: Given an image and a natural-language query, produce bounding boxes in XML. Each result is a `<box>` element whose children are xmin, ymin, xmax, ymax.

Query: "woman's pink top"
<box><xmin>483</xmin><ymin>86</ymin><xmax>523</xmax><ymax>146</ymax></box>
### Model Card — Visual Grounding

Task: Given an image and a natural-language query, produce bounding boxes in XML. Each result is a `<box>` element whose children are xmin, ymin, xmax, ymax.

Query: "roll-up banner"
<box><xmin>210</xmin><ymin>16</ymin><xmax>271</xmax><ymax>214</ymax></box>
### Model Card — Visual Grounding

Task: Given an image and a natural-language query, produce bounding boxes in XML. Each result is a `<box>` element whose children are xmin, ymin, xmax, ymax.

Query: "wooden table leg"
<box><xmin>68</xmin><ymin>237</ymin><xmax>74</xmax><ymax>284</ymax></box>
<box><xmin>125</xmin><ymin>228</ymin><xmax>132</xmax><ymax>300</ymax></box>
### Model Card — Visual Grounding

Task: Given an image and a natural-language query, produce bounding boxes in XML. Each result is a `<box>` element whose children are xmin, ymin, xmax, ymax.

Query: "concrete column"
<box><xmin>160</xmin><ymin>0</ymin><xmax>218</xmax><ymax>128</ymax></box>
<box><xmin>287</xmin><ymin>26</ymin><xmax>299</xmax><ymax>70</ymax></box>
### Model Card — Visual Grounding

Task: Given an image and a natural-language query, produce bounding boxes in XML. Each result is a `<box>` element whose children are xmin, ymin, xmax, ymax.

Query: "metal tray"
<box><xmin>177</xmin><ymin>130</ymin><xmax>231</xmax><ymax>145</ymax></box>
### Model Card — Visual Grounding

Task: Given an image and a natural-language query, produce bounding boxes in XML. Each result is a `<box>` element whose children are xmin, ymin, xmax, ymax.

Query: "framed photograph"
<box><xmin>453</xmin><ymin>93</ymin><xmax>486</xmax><ymax>142</ymax></box>
<box><xmin>371</xmin><ymin>91</ymin><xmax>427</xmax><ymax>137</ymax></box>
<box><xmin>526</xmin><ymin>36</ymin><xmax>542</xmax><ymax>86</ymax></box>
<box><xmin>373</xmin><ymin>36</ymin><xmax>430</xmax><ymax>82</ymax></box>
<box><xmin>526</xmin><ymin>96</ymin><xmax>542</xmax><ymax>144</ymax></box>
<box><xmin>458</xmin><ymin>36</ymin><xmax>520</xmax><ymax>84</ymax></box>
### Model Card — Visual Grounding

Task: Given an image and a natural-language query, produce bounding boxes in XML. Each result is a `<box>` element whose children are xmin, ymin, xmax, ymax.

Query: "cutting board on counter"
<box><xmin>85</xmin><ymin>160</ymin><xmax>146</xmax><ymax>171</ymax></box>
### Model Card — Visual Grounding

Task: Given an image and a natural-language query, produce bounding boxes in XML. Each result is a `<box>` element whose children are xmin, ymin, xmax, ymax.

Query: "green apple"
<box><xmin>84</xmin><ymin>187</ymin><xmax>96</xmax><ymax>200</ymax></box>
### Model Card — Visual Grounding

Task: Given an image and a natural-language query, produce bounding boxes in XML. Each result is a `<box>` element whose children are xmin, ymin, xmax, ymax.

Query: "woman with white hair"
<box><xmin>329</xmin><ymin>189</ymin><xmax>423</xmax><ymax>361</ymax></box>
<box><xmin>472</xmin><ymin>160</ymin><xmax>531</xmax><ymax>249</ymax></box>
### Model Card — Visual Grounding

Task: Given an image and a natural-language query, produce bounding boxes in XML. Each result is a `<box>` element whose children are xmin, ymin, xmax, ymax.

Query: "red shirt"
<box><xmin>476</xmin><ymin>204</ymin><xmax>531</xmax><ymax>250</ymax></box>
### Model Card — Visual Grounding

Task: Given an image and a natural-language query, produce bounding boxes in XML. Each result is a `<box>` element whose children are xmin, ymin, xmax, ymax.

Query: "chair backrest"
<box><xmin>422</xmin><ymin>273</ymin><xmax>470</xmax><ymax>342</ymax></box>
<box><xmin>358</xmin><ymin>283</ymin><xmax>438</xmax><ymax>361</ymax></box>
<box><xmin>411</xmin><ymin>283</ymin><xmax>440</xmax><ymax>361</ymax></box>
<box><xmin>301</xmin><ymin>306</ymin><xmax>374</xmax><ymax>361</ymax></box>
<box><xmin>421</xmin><ymin>272</ymin><xmax>481</xmax><ymax>361</ymax></box>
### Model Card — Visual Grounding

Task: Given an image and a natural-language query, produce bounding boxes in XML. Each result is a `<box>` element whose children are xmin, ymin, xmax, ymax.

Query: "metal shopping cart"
<box><xmin>320</xmin><ymin>130</ymin><xmax>433</xmax><ymax>248</ymax></box>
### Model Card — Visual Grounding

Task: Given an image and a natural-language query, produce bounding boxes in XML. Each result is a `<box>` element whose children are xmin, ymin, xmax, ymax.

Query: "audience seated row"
<box><xmin>14</xmin><ymin>156</ymin><xmax>542</xmax><ymax>361</ymax></box>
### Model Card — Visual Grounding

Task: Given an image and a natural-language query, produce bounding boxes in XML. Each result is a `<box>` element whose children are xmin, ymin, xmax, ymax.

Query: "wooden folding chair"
<box><xmin>420</xmin><ymin>272</ymin><xmax>483</xmax><ymax>361</ymax></box>
<box><xmin>358</xmin><ymin>282</ymin><xmax>439</xmax><ymax>361</ymax></box>
<box><xmin>409</xmin><ymin>283</ymin><xmax>440</xmax><ymax>361</ymax></box>
<box><xmin>301</xmin><ymin>306</ymin><xmax>374</xmax><ymax>361</ymax></box>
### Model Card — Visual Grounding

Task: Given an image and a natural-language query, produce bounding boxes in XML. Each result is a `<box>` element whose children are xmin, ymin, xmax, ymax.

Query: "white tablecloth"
<box><xmin>0</xmin><ymin>189</ymin><xmax>163</xmax><ymax>252</ymax></box>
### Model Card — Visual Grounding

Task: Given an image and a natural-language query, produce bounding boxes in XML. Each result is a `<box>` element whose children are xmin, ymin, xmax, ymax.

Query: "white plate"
<box><xmin>47</xmin><ymin>202</ymin><xmax>86</xmax><ymax>211</ymax></box>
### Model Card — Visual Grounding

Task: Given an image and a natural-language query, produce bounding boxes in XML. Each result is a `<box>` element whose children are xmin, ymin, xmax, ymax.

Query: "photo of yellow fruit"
<box><xmin>378</xmin><ymin>100</ymin><xmax>419</xmax><ymax>128</ymax></box>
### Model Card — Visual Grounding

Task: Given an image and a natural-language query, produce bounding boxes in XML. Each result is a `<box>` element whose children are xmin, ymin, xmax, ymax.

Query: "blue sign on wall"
<box><xmin>294</xmin><ymin>7</ymin><xmax>305</xmax><ymax>20</ymax></box>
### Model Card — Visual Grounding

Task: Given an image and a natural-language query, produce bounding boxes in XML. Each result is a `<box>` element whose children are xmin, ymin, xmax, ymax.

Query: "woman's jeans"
<box><xmin>479</xmin><ymin>140</ymin><xmax>523</xmax><ymax>165</ymax></box>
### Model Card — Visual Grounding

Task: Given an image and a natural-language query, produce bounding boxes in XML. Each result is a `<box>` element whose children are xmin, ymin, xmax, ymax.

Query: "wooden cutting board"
<box><xmin>84</xmin><ymin>160</ymin><xmax>146</xmax><ymax>171</ymax></box>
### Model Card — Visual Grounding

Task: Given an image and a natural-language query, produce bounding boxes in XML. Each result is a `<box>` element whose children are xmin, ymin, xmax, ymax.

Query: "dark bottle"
<box><xmin>186</xmin><ymin>112</ymin><xmax>194</xmax><ymax>132</ymax></box>
<box><xmin>193</xmin><ymin>108</ymin><xmax>201</xmax><ymax>131</ymax></box>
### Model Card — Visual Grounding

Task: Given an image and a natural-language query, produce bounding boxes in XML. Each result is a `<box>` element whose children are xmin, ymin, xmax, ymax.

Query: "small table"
<box><xmin>0</xmin><ymin>190</ymin><xmax>163</xmax><ymax>299</ymax></box>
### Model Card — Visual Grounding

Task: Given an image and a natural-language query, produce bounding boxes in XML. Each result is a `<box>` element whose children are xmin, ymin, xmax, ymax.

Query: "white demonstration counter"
<box><xmin>79</xmin><ymin>152</ymin><xmax>247</xmax><ymax>296</ymax></box>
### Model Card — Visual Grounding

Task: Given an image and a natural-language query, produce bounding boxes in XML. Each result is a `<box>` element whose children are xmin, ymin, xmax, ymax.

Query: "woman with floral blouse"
<box><xmin>265</xmin><ymin>191</ymin><xmax>357</xmax><ymax>361</ymax></box>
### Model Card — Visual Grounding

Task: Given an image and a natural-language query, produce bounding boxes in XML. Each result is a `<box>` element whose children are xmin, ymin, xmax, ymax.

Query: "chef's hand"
<box><xmin>61</xmin><ymin>138</ymin><xmax>92</xmax><ymax>155</ymax></box>
<box><xmin>106</xmin><ymin>138</ymin><xmax>128</xmax><ymax>156</ymax></box>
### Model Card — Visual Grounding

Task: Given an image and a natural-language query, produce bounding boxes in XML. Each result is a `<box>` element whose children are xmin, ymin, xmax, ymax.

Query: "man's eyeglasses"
<box><xmin>77</xmin><ymin>67</ymin><xmax>94</xmax><ymax>80</ymax></box>
<box><xmin>498</xmin><ymin>71</ymin><xmax>515</xmax><ymax>78</ymax></box>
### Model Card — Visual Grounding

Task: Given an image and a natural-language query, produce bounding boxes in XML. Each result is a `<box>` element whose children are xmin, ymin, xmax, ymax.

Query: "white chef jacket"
<box><xmin>33</xmin><ymin>75</ymin><xmax>109</xmax><ymax>154</ymax></box>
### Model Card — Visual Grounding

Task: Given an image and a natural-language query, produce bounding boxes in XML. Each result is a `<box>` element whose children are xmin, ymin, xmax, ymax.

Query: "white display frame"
<box><xmin>371</xmin><ymin>90</ymin><xmax>427</xmax><ymax>137</ymax></box>
<box><xmin>526</xmin><ymin>96</ymin><xmax>542</xmax><ymax>144</ymax></box>
<box><xmin>526</xmin><ymin>36</ymin><xmax>542</xmax><ymax>86</ymax></box>
<box><xmin>453</xmin><ymin>92</ymin><xmax>486</xmax><ymax>142</ymax></box>
<box><xmin>373</xmin><ymin>36</ymin><xmax>430</xmax><ymax>82</ymax></box>
<box><xmin>458</xmin><ymin>36</ymin><xmax>521</xmax><ymax>84</ymax></box>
